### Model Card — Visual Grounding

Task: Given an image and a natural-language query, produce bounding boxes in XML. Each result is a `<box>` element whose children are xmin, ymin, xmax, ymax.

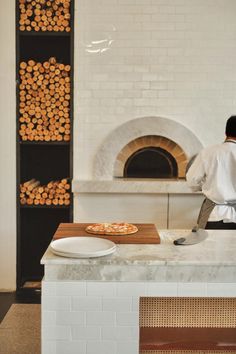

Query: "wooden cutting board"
<box><xmin>53</xmin><ymin>223</ymin><xmax>160</xmax><ymax>244</ymax></box>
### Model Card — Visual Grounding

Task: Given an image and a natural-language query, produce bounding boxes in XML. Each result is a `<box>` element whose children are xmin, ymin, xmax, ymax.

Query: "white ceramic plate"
<box><xmin>50</xmin><ymin>237</ymin><xmax>116</xmax><ymax>258</ymax></box>
<box><xmin>50</xmin><ymin>244</ymin><xmax>117</xmax><ymax>258</ymax></box>
<box><xmin>50</xmin><ymin>248</ymin><xmax>116</xmax><ymax>258</ymax></box>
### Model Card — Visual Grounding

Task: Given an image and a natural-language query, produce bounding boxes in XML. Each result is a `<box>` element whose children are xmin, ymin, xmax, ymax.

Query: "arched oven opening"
<box><xmin>114</xmin><ymin>135</ymin><xmax>188</xmax><ymax>179</ymax></box>
<box><xmin>124</xmin><ymin>147</ymin><xmax>178</xmax><ymax>178</ymax></box>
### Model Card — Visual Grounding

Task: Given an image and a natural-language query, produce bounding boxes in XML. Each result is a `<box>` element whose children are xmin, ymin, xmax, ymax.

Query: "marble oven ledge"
<box><xmin>72</xmin><ymin>179</ymin><xmax>195</xmax><ymax>194</ymax></box>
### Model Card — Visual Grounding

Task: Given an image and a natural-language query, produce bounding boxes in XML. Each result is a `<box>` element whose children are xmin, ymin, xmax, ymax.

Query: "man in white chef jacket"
<box><xmin>186</xmin><ymin>115</ymin><xmax>236</xmax><ymax>230</ymax></box>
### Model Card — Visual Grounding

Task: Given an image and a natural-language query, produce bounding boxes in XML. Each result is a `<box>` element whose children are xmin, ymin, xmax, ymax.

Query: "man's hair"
<box><xmin>226</xmin><ymin>116</ymin><xmax>236</xmax><ymax>137</ymax></box>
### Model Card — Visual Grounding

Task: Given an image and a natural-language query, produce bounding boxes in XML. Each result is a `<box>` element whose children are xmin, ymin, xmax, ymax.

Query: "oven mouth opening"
<box><xmin>113</xmin><ymin>134</ymin><xmax>188</xmax><ymax>179</ymax></box>
<box><xmin>124</xmin><ymin>146</ymin><xmax>178</xmax><ymax>179</ymax></box>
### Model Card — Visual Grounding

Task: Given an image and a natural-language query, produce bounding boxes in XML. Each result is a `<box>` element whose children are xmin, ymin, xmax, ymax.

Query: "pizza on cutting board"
<box><xmin>85</xmin><ymin>222</ymin><xmax>138</xmax><ymax>235</ymax></box>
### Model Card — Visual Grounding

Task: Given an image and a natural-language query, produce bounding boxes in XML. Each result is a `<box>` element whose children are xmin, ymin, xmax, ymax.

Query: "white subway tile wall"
<box><xmin>42</xmin><ymin>280</ymin><xmax>236</xmax><ymax>354</ymax></box>
<box><xmin>56</xmin><ymin>341</ymin><xmax>86</xmax><ymax>354</ymax></box>
<box><xmin>74</xmin><ymin>0</ymin><xmax>236</xmax><ymax>180</ymax></box>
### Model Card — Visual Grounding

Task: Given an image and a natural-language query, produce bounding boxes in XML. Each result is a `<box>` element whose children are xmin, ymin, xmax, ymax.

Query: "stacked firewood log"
<box><xmin>19</xmin><ymin>57</ymin><xmax>71</xmax><ymax>142</ymax></box>
<box><xmin>20</xmin><ymin>178</ymin><xmax>71</xmax><ymax>206</ymax></box>
<box><xmin>19</xmin><ymin>0</ymin><xmax>71</xmax><ymax>32</ymax></box>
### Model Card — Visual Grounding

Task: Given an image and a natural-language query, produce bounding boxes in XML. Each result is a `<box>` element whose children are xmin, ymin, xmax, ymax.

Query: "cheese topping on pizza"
<box><xmin>85</xmin><ymin>222</ymin><xmax>138</xmax><ymax>235</ymax></box>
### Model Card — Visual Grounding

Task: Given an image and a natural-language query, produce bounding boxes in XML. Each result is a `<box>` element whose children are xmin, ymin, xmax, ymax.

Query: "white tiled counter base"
<box><xmin>41</xmin><ymin>230</ymin><xmax>236</xmax><ymax>354</ymax></box>
<box><xmin>42</xmin><ymin>280</ymin><xmax>236</xmax><ymax>354</ymax></box>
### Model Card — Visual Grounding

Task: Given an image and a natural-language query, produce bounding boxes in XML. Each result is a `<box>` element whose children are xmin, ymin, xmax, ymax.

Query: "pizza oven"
<box><xmin>72</xmin><ymin>116</ymin><xmax>204</xmax><ymax>229</ymax></box>
<box><xmin>93</xmin><ymin>116</ymin><xmax>201</xmax><ymax>180</ymax></box>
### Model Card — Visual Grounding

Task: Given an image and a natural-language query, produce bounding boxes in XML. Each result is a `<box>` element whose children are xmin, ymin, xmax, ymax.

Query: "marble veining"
<box><xmin>41</xmin><ymin>230</ymin><xmax>236</xmax><ymax>282</ymax></box>
<box><xmin>72</xmin><ymin>179</ymin><xmax>198</xmax><ymax>194</ymax></box>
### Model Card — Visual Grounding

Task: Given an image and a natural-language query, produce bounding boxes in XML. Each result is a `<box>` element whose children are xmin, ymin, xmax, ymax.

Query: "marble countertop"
<box><xmin>41</xmin><ymin>230</ymin><xmax>236</xmax><ymax>282</ymax></box>
<box><xmin>72</xmin><ymin>179</ymin><xmax>198</xmax><ymax>194</ymax></box>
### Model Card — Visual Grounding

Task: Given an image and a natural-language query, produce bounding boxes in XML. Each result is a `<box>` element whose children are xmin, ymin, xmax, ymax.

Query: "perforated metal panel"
<box><xmin>140</xmin><ymin>297</ymin><xmax>236</xmax><ymax>328</ymax></box>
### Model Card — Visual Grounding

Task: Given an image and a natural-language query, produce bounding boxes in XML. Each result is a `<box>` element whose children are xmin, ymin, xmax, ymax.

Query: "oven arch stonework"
<box><xmin>93</xmin><ymin>116</ymin><xmax>203</xmax><ymax>180</ymax></box>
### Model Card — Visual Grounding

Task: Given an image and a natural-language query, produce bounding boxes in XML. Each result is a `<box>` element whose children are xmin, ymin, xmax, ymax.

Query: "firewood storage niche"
<box><xmin>16</xmin><ymin>0</ymin><xmax>74</xmax><ymax>290</ymax></box>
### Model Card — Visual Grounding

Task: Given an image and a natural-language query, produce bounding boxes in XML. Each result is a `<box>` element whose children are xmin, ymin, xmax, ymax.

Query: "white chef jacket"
<box><xmin>186</xmin><ymin>140</ymin><xmax>236</xmax><ymax>223</ymax></box>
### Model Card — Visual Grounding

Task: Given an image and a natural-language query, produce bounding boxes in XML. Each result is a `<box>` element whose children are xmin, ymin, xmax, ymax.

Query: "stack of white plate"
<box><xmin>50</xmin><ymin>236</ymin><xmax>116</xmax><ymax>258</ymax></box>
